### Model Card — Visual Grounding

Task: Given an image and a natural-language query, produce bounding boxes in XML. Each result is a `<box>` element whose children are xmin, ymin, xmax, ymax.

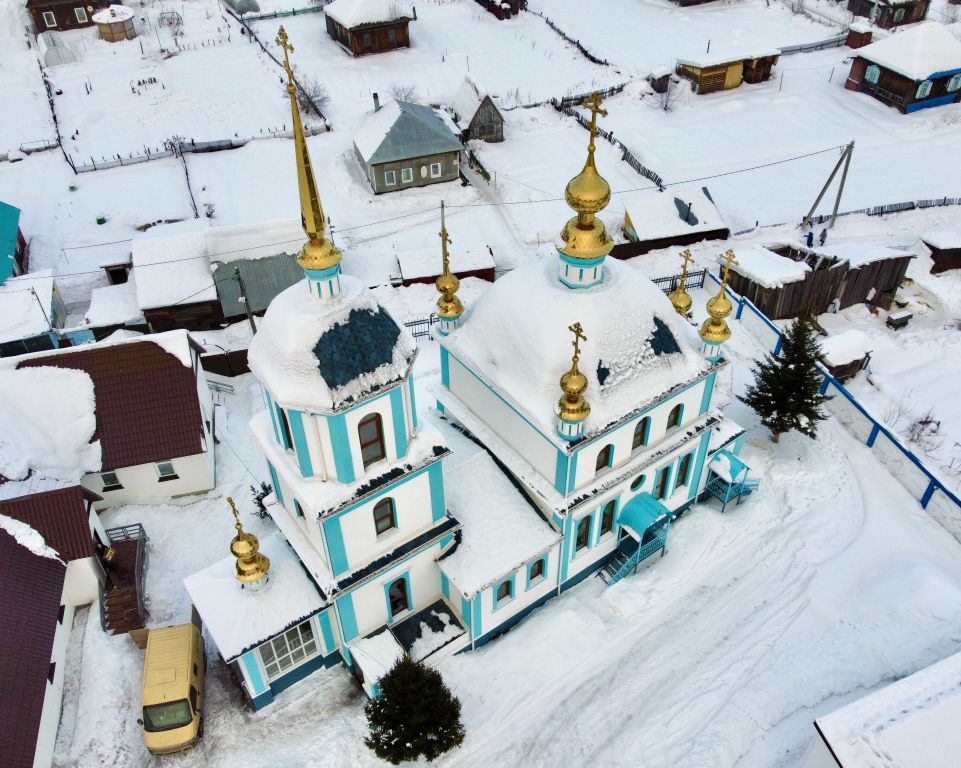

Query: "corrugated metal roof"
<box><xmin>354</xmin><ymin>100</ymin><xmax>462</xmax><ymax>166</ymax></box>
<box><xmin>0</xmin><ymin>487</ymin><xmax>94</xmax><ymax>562</ymax></box>
<box><xmin>214</xmin><ymin>253</ymin><xmax>302</xmax><ymax>318</ymax></box>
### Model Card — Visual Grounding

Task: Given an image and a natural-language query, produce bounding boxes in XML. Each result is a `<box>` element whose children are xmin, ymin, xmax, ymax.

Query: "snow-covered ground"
<box><xmin>0</xmin><ymin>0</ymin><xmax>55</xmax><ymax>152</ymax></box>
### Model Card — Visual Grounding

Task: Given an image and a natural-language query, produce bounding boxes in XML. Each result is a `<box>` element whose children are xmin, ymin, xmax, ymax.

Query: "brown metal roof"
<box><xmin>0</xmin><ymin>486</ymin><xmax>95</xmax><ymax>561</ymax></box>
<box><xmin>0</xmin><ymin>528</ymin><xmax>67</xmax><ymax>768</ymax></box>
<box><xmin>18</xmin><ymin>340</ymin><xmax>205</xmax><ymax>471</ymax></box>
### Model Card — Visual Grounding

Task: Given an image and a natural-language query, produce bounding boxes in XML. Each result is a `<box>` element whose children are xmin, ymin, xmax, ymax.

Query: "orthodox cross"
<box><xmin>568</xmin><ymin>322</ymin><xmax>587</xmax><ymax>365</ymax></box>
<box><xmin>719</xmin><ymin>249</ymin><xmax>739</xmax><ymax>285</ymax></box>
<box><xmin>678</xmin><ymin>248</ymin><xmax>694</xmax><ymax>285</ymax></box>
<box><xmin>227</xmin><ymin>496</ymin><xmax>243</xmax><ymax>534</ymax></box>
<box><xmin>581</xmin><ymin>92</ymin><xmax>608</xmax><ymax>151</ymax></box>
<box><xmin>276</xmin><ymin>26</ymin><xmax>295</xmax><ymax>86</ymax></box>
<box><xmin>439</xmin><ymin>201</ymin><xmax>452</xmax><ymax>271</ymax></box>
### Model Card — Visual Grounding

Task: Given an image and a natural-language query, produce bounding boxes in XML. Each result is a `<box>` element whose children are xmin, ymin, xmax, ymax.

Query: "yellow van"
<box><xmin>141</xmin><ymin>624</ymin><xmax>205</xmax><ymax>755</ymax></box>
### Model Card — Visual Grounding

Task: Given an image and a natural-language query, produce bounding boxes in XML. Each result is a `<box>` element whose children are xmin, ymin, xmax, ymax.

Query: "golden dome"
<box><xmin>565</xmin><ymin>159</ymin><xmax>611</xmax><ymax>216</ymax></box>
<box><xmin>699</xmin><ymin>250</ymin><xmax>738</xmax><ymax>346</ymax></box>
<box><xmin>559</xmin><ymin>216</ymin><xmax>614</xmax><ymax>262</ymax></box>
<box><xmin>435</xmin><ymin>202</ymin><xmax>464</xmax><ymax>321</ymax></box>
<box><xmin>227</xmin><ymin>497</ymin><xmax>270</xmax><ymax>585</ymax></box>
<box><xmin>299</xmin><ymin>237</ymin><xmax>343</xmax><ymax>272</ymax></box>
<box><xmin>669</xmin><ymin>249</ymin><xmax>696</xmax><ymax>317</ymax></box>
<box><xmin>557</xmin><ymin>322</ymin><xmax>590</xmax><ymax>423</ymax></box>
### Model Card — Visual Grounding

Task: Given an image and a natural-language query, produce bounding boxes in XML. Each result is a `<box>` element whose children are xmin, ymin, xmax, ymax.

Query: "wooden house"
<box><xmin>353</xmin><ymin>100</ymin><xmax>463</xmax><ymax>195</ymax></box>
<box><xmin>847</xmin><ymin>0</ymin><xmax>929</xmax><ymax>28</ymax></box>
<box><xmin>614</xmin><ymin>185</ymin><xmax>730</xmax><ymax>258</ymax></box>
<box><xmin>324</xmin><ymin>0</ymin><xmax>411</xmax><ymax>57</ymax></box>
<box><xmin>474</xmin><ymin>0</ymin><xmax>524</xmax><ymax>19</ymax></box>
<box><xmin>819</xmin><ymin>330</ymin><xmax>872</xmax><ymax>382</ymax></box>
<box><xmin>845</xmin><ymin>23</ymin><xmax>961</xmax><ymax>113</ymax></box>
<box><xmin>26</xmin><ymin>0</ymin><xmax>100</xmax><ymax>31</ymax></box>
<box><xmin>0</xmin><ymin>201</ymin><xmax>28</xmax><ymax>284</ymax></box>
<box><xmin>676</xmin><ymin>49</ymin><xmax>780</xmax><ymax>94</ymax></box>
<box><xmin>724</xmin><ymin>241</ymin><xmax>914</xmax><ymax>320</ymax></box>
<box><xmin>922</xmin><ymin>230</ymin><xmax>961</xmax><ymax>273</ymax></box>
<box><xmin>451</xmin><ymin>78</ymin><xmax>504</xmax><ymax>143</ymax></box>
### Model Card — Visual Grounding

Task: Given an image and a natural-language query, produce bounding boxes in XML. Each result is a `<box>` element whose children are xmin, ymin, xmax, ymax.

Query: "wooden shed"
<box><xmin>922</xmin><ymin>230</ymin><xmax>961</xmax><ymax>273</ymax></box>
<box><xmin>451</xmin><ymin>78</ymin><xmax>504</xmax><ymax>143</ymax></box>
<box><xmin>725</xmin><ymin>241</ymin><xmax>914</xmax><ymax>320</ymax></box>
<box><xmin>474</xmin><ymin>0</ymin><xmax>524</xmax><ymax>20</ymax></box>
<box><xmin>847</xmin><ymin>0</ymin><xmax>929</xmax><ymax>28</ymax></box>
<box><xmin>324</xmin><ymin>0</ymin><xmax>411</xmax><ymax>57</ymax></box>
<box><xmin>26</xmin><ymin>0</ymin><xmax>100</xmax><ymax>31</ymax></box>
<box><xmin>845</xmin><ymin>23</ymin><xmax>961</xmax><ymax>113</ymax></box>
<box><xmin>819</xmin><ymin>330</ymin><xmax>872</xmax><ymax>383</ymax></box>
<box><xmin>676</xmin><ymin>49</ymin><xmax>780</xmax><ymax>95</ymax></box>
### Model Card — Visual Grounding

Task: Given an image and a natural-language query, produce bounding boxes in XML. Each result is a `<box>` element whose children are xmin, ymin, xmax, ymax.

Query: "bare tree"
<box><xmin>163</xmin><ymin>134</ymin><xmax>187</xmax><ymax>157</ymax></box>
<box><xmin>282</xmin><ymin>67</ymin><xmax>330</xmax><ymax>116</ymax></box>
<box><xmin>388</xmin><ymin>82</ymin><xmax>420</xmax><ymax>103</ymax></box>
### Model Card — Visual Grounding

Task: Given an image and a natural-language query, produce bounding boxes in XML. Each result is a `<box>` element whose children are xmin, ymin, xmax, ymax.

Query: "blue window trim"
<box><xmin>276</xmin><ymin>404</ymin><xmax>290</xmax><ymax>450</ymax></box>
<box><xmin>267</xmin><ymin>462</ymin><xmax>284</xmax><ymax>505</ymax></box>
<box><xmin>673</xmin><ymin>451</ymin><xmax>695</xmax><ymax>493</ymax></box>
<box><xmin>384</xmin><ymin>571</ymin><xmax>413</xmax><ymax>623</ymax></box>
<box><xmin>633</xmin><ymin>416</ymin><xmax>651</xmax><ymax>448</ymax></box>
<box><xmin>655</xmin><ymin>464</ymin><xmax>674</xmax><ymax>501</ymax></box>
<box><xmin>294</xmin><ymin>499</ymin><xmax>305</xmax><ymax>518</ymax></box>
<box><xmin>572</xmin><ymin>513</ymin><xmax>594</xmax><ymax>559</ymax></box>
<box><xmin>264</xmin><ymin>390</ymin><xmax>282</xmax><ymax>445</ymax></box>
<box><xmin>287</xmin><ymin>409</ymin><xmax>314</xmax><ymax>478</ymax></box>
<box><xmin>667</xmin><ymin>402</ymin><xmax>685</xmax><ymax>431</ymax></box>
<box><xmin>241</xmin><ymin>652</ymin><xmax>267</xmax><ymax>695</ymax></box>
<box><xmin>526</xmin><ymin>556</ymin><xmax>548</xmax><ymax>589</ymax></box>
<box><xmin>389</xmin><ymin>387</ymin><xmax>408</xmax><ymax>459</ymax></box>
<box><xmin>493</xmin><ymin>574</ymin><xmax>516</xmax><ymax>611</ymax></box>
<box><xmin>327</xmin><ymin>412</ymin><xmax>355</xmax><ymax>484</ymax></box>
<box><xmin>596</xmin><ymin>498</ymin><xmax>619</xmax><ymax>543</ymax></box>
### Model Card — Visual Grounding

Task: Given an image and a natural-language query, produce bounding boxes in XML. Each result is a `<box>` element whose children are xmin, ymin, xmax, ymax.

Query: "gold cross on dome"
<box><xmin>439</xmin><ymin>202</ymin><xmax>452</xmax><ymax>269</ymax></box>
<box><xmin>679</xmin><ymin>248</ymin><xmax>694</xmax><ymax>277</ymax></box>
<box><xmin>719</xmin><ymin>249</ymin><xmax>739</xmax><ymax>285</ymax></box>
<box><xmin>276</xmin><ymin>26</ymin><xmax>294</xmax><ymax>78</ymax></box>
<box><xmin>568</xmin><ymin>322</ymin><xmax>587</xmax><ymax>363</ymax></box>
<box><xmin>581</xmin><ymin>92</ymin><xmax>608</xmax><ymax>149</ymax></box>
<box><xmin>227</xmin><ymin>496</ymin><xmax>243</xmax><ymax>533</ymax></box>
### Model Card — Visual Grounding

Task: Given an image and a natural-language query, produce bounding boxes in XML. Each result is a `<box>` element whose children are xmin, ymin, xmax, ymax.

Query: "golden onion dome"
<box><xmin>434</xmin><ymin>202</ymin><xmax>464</xmax><ymax>321</ymax></box>
<box><xmin>227</xmin><ymin>497</ymin><xmax>270</xmax><ymax>585</ymax></box>
<box><xmin>230</xmin><ymin>529</ymin><xmax>257</xmax><ymax>560</ymax></box>
<box><xmin>669</xmin><ymin>286</ymin><xmax>693</xmax><ymax>316</ymax></box>
<box><xmin>298</xmin><ymin>237</ymin><xmax>343</xmax><ymax>272</ymax></box>
<box><xmin>565</xmin><ymin>159</ymin><xmax>611</xmax><ymax>216</ymax></box>
<box><xmin>557</xmin><ymin>322</ymin><xmax>590</xmax><ymax>423</ymax></box>
<box><xmin>435</xmin><ymin>269</ymin><xmax>460</xmax><ymax>296</ymax></box>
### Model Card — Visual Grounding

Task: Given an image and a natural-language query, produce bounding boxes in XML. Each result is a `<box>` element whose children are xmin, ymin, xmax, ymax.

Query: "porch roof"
<box><xmin>710</xmin><ymin>449</ymin><xmax>749</xmax><ymax>483</ymax></box>
<box><xmin>619</xmin><ymin>492</ymin><xmax>669</xmax><ymax>539</ymax></box>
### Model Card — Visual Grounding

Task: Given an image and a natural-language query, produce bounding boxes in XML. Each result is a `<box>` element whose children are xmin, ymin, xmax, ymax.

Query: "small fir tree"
<box><xmin>364</xmin><ymin>655</ymin><xmax>465</xmax><ymax>765</ymax></box>
<box><xmin>739</xmin><ymin>318</ymin><xmax>830</xmax><ymax>443</ymax></box>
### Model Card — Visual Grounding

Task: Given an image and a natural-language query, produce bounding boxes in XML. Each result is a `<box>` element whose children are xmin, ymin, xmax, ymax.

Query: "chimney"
<box><xmin>846</xmin><ymin>22</ymin><xmax>873</xmax><ymax>50</ymax></box>
<box><xmin>373</xmin><ymin>92</ymin><xmax>380</xmax><ymax>112</ymax></box>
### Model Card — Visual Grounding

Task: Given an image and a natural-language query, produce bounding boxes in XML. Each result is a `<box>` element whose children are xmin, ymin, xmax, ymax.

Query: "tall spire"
<box><xmin>435</xmin><ymin>202</ymin><xmax>464</xmax><ymax>335</ymax></box>
<box><xmin>669</xmin><ymin>249</ymin><xmax>695</xmax><ymax>317</ymax></box>
<box><xmin>557</xmin><ymin>322</ymin><xmax>591</xmax><ymax>441</ymax></box>
<box><xmin>277</xmin><ymin>26</ymin><xmax>342</xmax><ymax>297</ymax></box>
<box><xmin>699</xmin><ymin>249</ymin><xmax>738</xmax><ymax>361</ymax></box>
<box><xmin>557</xmin><ymin>93</ymin><xmax>614</xmax><ymax>289</ymax></box>
<box><xmin>228</xmin><ymin>496</ymin><xmax>270</xmax><ymax>589</ymax></box>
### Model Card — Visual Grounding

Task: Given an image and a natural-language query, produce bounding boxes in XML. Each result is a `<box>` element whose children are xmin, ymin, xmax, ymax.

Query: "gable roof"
<box><xmin>0</xmin><ymin>487</ymin><xmax>96</xmax><ymax>561</ymax></box>
<box><xmin>857</xmin><ymin>23</ymin><xmax>961</xmax><ymax>81</ymax></box>
<box><xmin>0</xmin><ymin>270</ymin><xmax>57</xmax><ymax>344</ymax></box>
<box><xmin>353</xmin><ymin>100</ymin><xmax>462</xmax><ymax>165</ymax></box>
<box><xmin>324</xmin><ymin>0</ymin><xmax>410</xmax><ymax>29</ymax></box>
<box><xmin>0</xmin><ymin>527</ymin><xmax>66</xmax><ymax>768</ymax></box>
<box><xmin>0</xmin><ymin>201</ymin><xmax>21</xmax><ymax>284</ymax></box>
<box><xmin>17</xmin><ymin>332</ymin><xmax>205</xmax><ymax>471</ymax></box>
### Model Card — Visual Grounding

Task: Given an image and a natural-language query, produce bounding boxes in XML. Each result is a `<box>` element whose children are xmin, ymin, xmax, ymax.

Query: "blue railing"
<box><xmin>602</xmin><ymin>525</ymin><xmax>669</xmax><ymax>587</ymax></box>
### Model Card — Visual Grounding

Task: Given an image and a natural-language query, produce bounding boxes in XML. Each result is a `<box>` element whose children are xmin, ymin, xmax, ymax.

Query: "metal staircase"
<box><xmin>706</xmin><ymin>474</ymin><xmax>759</xmax><ymax>512</ymax></box>
<box><xmin>599</xmin><ymin>521</ymin><xmax>669</xmax><ymax>587</ymax></box>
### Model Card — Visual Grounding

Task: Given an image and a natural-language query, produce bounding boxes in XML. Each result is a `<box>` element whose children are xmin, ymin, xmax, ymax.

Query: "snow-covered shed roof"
<box><xmin>439</xmin><ymin>451</ymin><xmax>560</xmax><ymax>597</ymax></box>
<box><xmin>923</xmin><ymin>229</ymin><xmax>961</xmax><ymax>251</ymax></box>
<box><xmin>727</xmin><ymin>246</ymin><xmax>810</xmax><ymax>289</ymax></box>
<box><xmin>819</xmin><ymin>329</ymin><xmax>871</xmax><ymax>367</ymax></box>
<box><xmin>131</xmin><ymin>220</ymin><xmax>215</xmax><ymax>311</ymax></box>
<box><xmin>676</xmin><ymin>46</ymin><xmax>780</xmax><ymax>69</ymax></box>
<box><xmin>91</xmin><ymin>4</ymin><xmax>134</xmax><ymax>23</ymax></box>
<box><xmin>348</xmin><ymin>629</ymin><xmax>403</xmax><ymax>688</ymax></box>
<box><xmin>0</xmin><ymin>366</ymin><xmax>100</xmax><ymax>498</ymax></box>
<box><xmin>814</xmin><ymin>650</ymin><xmax>961</xmax><ymax>768</ymax></box>
<box><xmin>856</xmin><ymin>23</ymin><xmax>961</xmax><ymax>81</ymax></box>
<box><xmin>247</xmin><ymin>275</ymin><xmax>416</xmax><ymax>412</ymax></box>
<box><xmin>445</xmin><ymin>258</ymin><xmax>711</xmax><ymax>439</ymax></box>
<box><xmin>353</xmin><ymin>100</ymin><xmax>463</xmax><ymax>166</ymax></box>
<box><xmin>324</xmin><ymin>0</ymin><xmax>409</xmax><ymax>29</ymax></box>
<box><xmin>396</xmin><ymin>246</ymin><xmax>494</xmax><ymax>282</ymax></box>
<box><xmin>817</xmin><ymin>241</ymin><xmax>915</xmax><ymax>269</ymax></box>
<box><xmin>83</xmin><ymin>280</ymin><xmax>143</xmax><ymax>328</ymax></box>
<box><xmin>622</xmin><ymin>185</ymin><xmax>728</xmax><ymax>242</ymax></box>
<box><xmin>0</xmin><ymin>270</ymin><xmax>57</xmax><ymax>344</ymax></box>
<box><xmin>451</xmin><ymin>77</ymin><xmax>500</xmax><ymax>127</ymax></box>
<box><xmin>184</xmin><ymin>532</ymin><xmax>324</xmax><ymax>660</ymax></box>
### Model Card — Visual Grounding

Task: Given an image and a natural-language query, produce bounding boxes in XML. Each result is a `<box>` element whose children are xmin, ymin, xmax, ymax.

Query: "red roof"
<box><xmin>0</xmin><ymin>486</ymin><xmax>95</xmax><ymax>561</ymax></box>
<box><xmin>0</xmin><ymin>528</ymin><xmax>67</xmax><ymax>768</ymax></box>
<box><xmin>18</xmin><ymin>339</ymin><xmax>205</xmax><ymax>471</ymax></box>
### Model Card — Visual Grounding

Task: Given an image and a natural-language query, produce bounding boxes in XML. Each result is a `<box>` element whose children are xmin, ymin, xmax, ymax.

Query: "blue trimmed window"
<box><xmin>666</xmin><ymin>403</ymin><xmax>683</xmax><ymax>430</ymax></box>
<box><xmin>574</xmin><ymin>515</ymin><xmax>592</xmax><ymax>555</ymax></box>
<box><xmin>915</xmin><ymin>80</ymin><xmax>932</xmax><ymax>99</ymax></box>
<box><xmin>494</xmin><ymin>576</ymin><xmax>514</xmax><ymax>610</ymax></box>
<box><xmin>278</xmin><ymin>406</ymin><xmax>293</xmax><ymax>450</ymax></box>
<box><xmin>674</xmin><ymin>453</ymin><xmax>693</xmax><ymax>490</ymax></box>
<box><xmin>358</xmin><ymin>413</ymin><xmax>386</xmax><ymax>468</ymax></box>
<box><xmin>655</xmin><ymin>467</ymin><xmax>671</xmax><ymax>500</ymax></box>
<box><xmin>595</xmin><ymin>444</ymin><xmax>614</xmax><ymax>474</ymax></box>
<box><xmin>630</xmin><ymin>473</ymin><xmax>645</xmax><ymax>491</ymax></box>
<box><xmin>599</xmin><ymin>500</ymin><xmax>616</xmax><ymax>538</ymax></box>
<box><xmin>373</xmin><ymin>497</ymin><xmax>397</xmax><ymax>536</ymax></box>
<box><xmin>526</xmin><ymin>557</ymin><xmax>547</xmax><ymax>588</ymax></box>
<box><xmin>294</xmin><ymin>499</ymin><xmax>305</xmax><ymax>518</ymax></box>
<box><xmin>386</xmin><ymin>575</ymin><xmax>411</xmax><ymax>620</ymax></box>
<box><xmin>632</xmin><ymin>417</ymin><xmax>650</xmax><ymax>450</ymax></box>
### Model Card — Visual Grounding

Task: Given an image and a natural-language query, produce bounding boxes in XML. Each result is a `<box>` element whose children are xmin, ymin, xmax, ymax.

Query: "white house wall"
<box><xmin>84</xmin><ymin>451</ymin><xmax>215</xmax><ymax>509</ymax></box>
<box><xmin>33</xmin><ymin>593</ymin><xmax>75</xmax><ymax>768</ymax></box>
<box><xmin>471</xmin><ymin>544</ymin><xmax>560</xmax><ymax>639</ymax></box>
<box><xmin>62</xmin><ymin>557</ymin><xmax>100</xmax><ymax>606</ymax></box>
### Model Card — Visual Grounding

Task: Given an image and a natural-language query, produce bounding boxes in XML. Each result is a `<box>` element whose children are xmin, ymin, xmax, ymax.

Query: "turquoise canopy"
<box><xmin>618</xmin><ymin>492</ymin><xmax>670</xmax><ymax>538</ymax></box>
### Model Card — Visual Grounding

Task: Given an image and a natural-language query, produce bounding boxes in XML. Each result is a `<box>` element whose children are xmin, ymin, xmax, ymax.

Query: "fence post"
<box><xmin>819</xmin><ymin>375</ymin><xmax>830</xmax><ymax>395</ymax></box>
<box><xmin>866</xmin><ymin>423</ymin><xmax>880</xmax><ymax>447</ymax></box>
<box><xmin>921</xmin><ymin>480</ymin><xmax>937</xmax><ymax>509</ymax></box>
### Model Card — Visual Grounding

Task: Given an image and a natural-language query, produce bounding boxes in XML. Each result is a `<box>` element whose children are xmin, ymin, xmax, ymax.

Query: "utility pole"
<box><xmin>234</xmin><ymin>267</ymin><xmax>257</xmax><ymax>336</ymax></box>
<box><xmin>802</xmin><ymin>141</ymin><xmax>855</xmax><ymax>230</ymax></box>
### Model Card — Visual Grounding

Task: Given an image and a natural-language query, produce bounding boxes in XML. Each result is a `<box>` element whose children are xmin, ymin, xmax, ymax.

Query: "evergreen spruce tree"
<box><xmin>364</xmin><ymin>655</ymin><xmax>465</xmax><ymax>765</ymax></box>
<box><xmin>739</xmin><ymin>318</ymin><xmax>830</xmax><ymax>443</ymax></box>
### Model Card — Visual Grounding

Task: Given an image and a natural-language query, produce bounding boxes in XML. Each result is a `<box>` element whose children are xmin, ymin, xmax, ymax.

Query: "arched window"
<box><xmin>528</xmin><ymin>558</ymin><xmax>545</xmax><ymax>584</ymax></box>
<box><xmin>496</xmin><ymin>579</ymin><xmax>513</xmax><ymax>604</ymax></box>
<box><xmin>387</xmin><ymin>577</ymin><xmax>409</xmax><ymax>618</ymax></box>
<box><xmin>632</xmin><ymin>417</ymin><xmax>650</xmax><ymax>450</ymax></box>
<box><xmin>675</xmin><ymin>454</ymin><xmax>693</xmax><ymax>489</ymax></box>
<box><xmin>630</xmin><ymin>474</ymin><xmax>645</xmax><ymax>491</ymax></box>
<box><xmin>655</xmin><ymin>468</ymin><xmax>671</xmax><ymax>500</ymax></box>
<box><xmin>575</xmin><ymin>516</ymin><xmax>592</xmax><ymax>553</ymax></box>
<box><xmin>278</xmin><ymin>407</ymin><xmax>293</xmax><ymax>450</ymax></box>
<box><xmin>595</xmin><ymin>444</ymin><xmax>614</xmax><ymax>473</ymax></box>
<box><xmin>294</xmin><ymin>500</ymin><xmax>305</xmax><ymax>518</ymax></box>
<box><xmin>373</xmin><ymin>498</ymin><xmax>396</xmax><ymax>536</ymax></box>
<box><xmin>667</xmin><ymin>404</ymin><xmax>683</xmax><ymax>430</ymax></box>
<box><xmin>599</xmin><ymin>500</ymin><xmax>616</xmax><ymax>536</ymax></box>
<box><xmin>358</xmin><ymin>413</ymin><xmax>386</xmax><ymax>468</ymax></box>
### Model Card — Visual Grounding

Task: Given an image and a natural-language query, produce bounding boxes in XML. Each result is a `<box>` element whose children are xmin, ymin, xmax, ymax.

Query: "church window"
<box><xmin>278</xmin><ymin>407</ymin><xmax>293</xmax><ymax>450</ymax></box>
<box><xmin>916</xmin><ymin>80</ymin><xmax>932</xmax><ymax>99</ymax></box>
<box><xmin>655</xmin><ymin>468</ymin><xmax>671</xmax><ymax>500</ymax></box>
<box><xmin>495</xmin><ymin>578</ymin><xmax>513</xmax><ymax>607</ymax></box>
<box><xmin>630</xmin><ymin>473</ymin><xmax>645</xmax><ymax>491</ymax></box>
<box><xmin>294</xmin><ymin>500</ymin><xmax>305</xmax><ymax>518</ymax></box>
<box><xmin>632</xmin><ymin>417</ymin><xmax>650</xmax><ymax>450</ymax></box>
<box><xmin>595</xmin><ymin>444</ymin><xmax>614</xmax><ymax>473</ymax></box>
<box><xmin>865</xmin><ymin>65</ymin><xmax>880</xmax><ymax>85</ymax></box>
<box><xmin>384</xmin><ymin>170</ymin><xmax>396</xmax><ymax>186</ymax></box>
<box><xmin>675</xmin><ymin>454</ymin><xmax>693</xmax><ymax>489</ymax></box>
<box><xmin>575</xmin><ymin>516</ymin><xmax>592</xmax><ymax>553</ymax></box>
<box><xmin>156</xmin><ymin>461</ymin><xmax>178</xmax><ymax>481</ymax></box>
<box><xmin>373</xmin><ymin>498</ymin><xmax>397</xmax><ymax>536</ymax></box>
<box><xmin>387</xmin><ymin>576</ymin><xmax>410</xmax><ymax>618</ymax></box>
<box><xmin>358</xmin><ymin>413</ymin><xmax>386</xmax><ymax>468</ymax></box>
<box><xmin>100</xmin><ymin>471</ymin><xmax>123</xmax><ymax>491</ymax></box>
<box><xmin>527</xmin><ymin>558</ymin><xmax>546</xmax><ymax>587</ymax></box>
<box><xmin>666</xmin><ymin>403</ymin><xmax>683</xmax><ymax>430</ymax></box>
<box><xmin>600</xmin><ymin>501</ymin><xmax>616</xmax><ymax>537</ymax></box>
<box><xmin>259</xmin><ymin>620</ymin><xmax>318</xmax><ymax>680</ymax></box>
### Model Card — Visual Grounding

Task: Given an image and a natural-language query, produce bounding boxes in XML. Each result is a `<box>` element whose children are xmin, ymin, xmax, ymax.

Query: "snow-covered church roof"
<box><xmin>248</xmin><ymin>275</ymin><xmax>416</xmax><ymax>412</ymax></box>
<box><xmin>445</xmin><ymin>258</ymin><xmax>711</xmax><ymax>439</ymax></box>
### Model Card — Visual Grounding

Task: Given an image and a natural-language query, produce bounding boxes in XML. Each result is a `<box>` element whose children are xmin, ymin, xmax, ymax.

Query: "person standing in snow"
<box><xmin>806</xmin><ymin>230</ymin><xmax>814</xmax><ymax>248</ymax></box>
<box><xmin>819</xmin><ymin>228</ymin><xmax>827</xmax><ymax>246</ymax></box>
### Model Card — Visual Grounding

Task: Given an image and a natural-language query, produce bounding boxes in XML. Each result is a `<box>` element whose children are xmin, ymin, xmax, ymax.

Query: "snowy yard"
<box><xmin>0</xmin><ymin>0</ymin><xmax>55</xmax><ymax>151</ymax></box>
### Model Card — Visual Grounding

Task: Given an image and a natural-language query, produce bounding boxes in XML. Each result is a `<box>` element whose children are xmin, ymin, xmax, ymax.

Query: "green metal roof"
<box><xmin>0</xmin><ymin>201</ymin><xmax>22</xmax><ymax>285</ymax></box>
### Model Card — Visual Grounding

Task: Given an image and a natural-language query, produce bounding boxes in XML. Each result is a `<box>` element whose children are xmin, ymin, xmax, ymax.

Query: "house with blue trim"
<box><xmin>0</xmin><ymin>201</ymin><xmax>29</xmax><ymax>285</ymax></box>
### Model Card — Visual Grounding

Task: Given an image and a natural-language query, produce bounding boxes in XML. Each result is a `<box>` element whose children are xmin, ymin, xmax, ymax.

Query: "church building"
<box><xmin>185</xmin><ymin>28</ymin><xmax>750</xmax><ymax>709</ymax></box>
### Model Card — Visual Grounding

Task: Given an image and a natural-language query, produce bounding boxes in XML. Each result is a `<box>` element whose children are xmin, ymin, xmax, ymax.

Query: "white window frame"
<box><xmin>155</xmin><ymin>460</ymin><xmax>178</xmax><ymax>480</ymax></box>
<box><xmin>400</xmin><ymin>167</ymin><xmax>413</xmax><ymax>183</ymax></box>
<box><xmin>892</xmin><ymin>7</ymin><xmax>905</xmax><ymax>22</ymax></box>
<box><xmin>258</xmin><ymin>620</ymin><xmax>318</xmax><ymax>680</ymax></box>
<box><xmin>948</xmin><ymin>73</ymin><xmax>961</xmax><ymax>93</ymax></box>
<box><xmin>865</xmin><ymin>64</ymin><xmax>880</xmax><ymax>85</ymax></box>
<box><xmin>916</xmin><ymin>79</ymin><xmax>932</xmax><ymax>99</ymax></box>
<box><xmin>384</xmin><ymin>169</ymin><xmax>396</xmax><ymax>186</ymax></box>
<box><xmin>43</xmin><ymin>10</ymin><xmax>57</xmax><ymax>26</ymax></box>
<box><xmin>74</xmin><ymin>6</ymin><xmax>87</xmax><ymax>23</ymax></box>
<box><xmin>429</xmin><ymin>162</ymin><xmax>442</xmax><ymax>178</ymax></box>
<box><xmin>101</xmin><ymin>471</ymin><xmax>122</xmax><ymax>490</ymax></box>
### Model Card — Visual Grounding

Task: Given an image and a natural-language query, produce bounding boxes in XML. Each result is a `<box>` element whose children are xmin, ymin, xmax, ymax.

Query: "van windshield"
<box><xmin>143</xmin><ymin>700</ymin><xmax>192</xmax><ymax>732</ymax></box>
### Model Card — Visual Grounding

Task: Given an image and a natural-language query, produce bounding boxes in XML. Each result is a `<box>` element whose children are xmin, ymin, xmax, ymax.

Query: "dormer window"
<box><xmin>359</xmin><ymin>413</ymin><xmax>386</xmax><ymax>468</ymax></box>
